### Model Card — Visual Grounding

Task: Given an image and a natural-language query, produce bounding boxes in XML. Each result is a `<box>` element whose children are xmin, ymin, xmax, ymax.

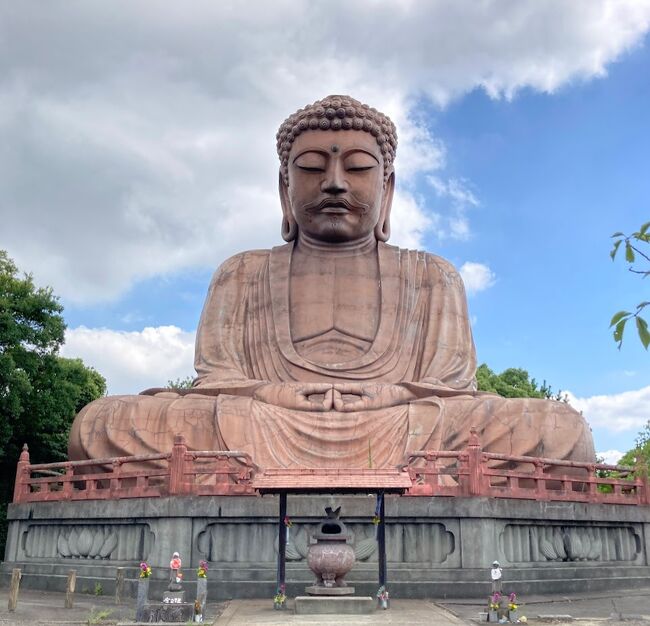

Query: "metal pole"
<box><xmin>277</xmin><ymin>492</ymin><xmax>287</xmax><ymax>596</ymax></box>
<box><xmin>377</xmin><ymin>490</ymin><xmax>387</xmax><ymax>589</ymax></box>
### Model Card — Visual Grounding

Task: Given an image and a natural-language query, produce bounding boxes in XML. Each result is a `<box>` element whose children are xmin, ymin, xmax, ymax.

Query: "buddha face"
<box><xmin>280</xmin><ymin>129</ymin><xmax>394</xmax><ymax>243</ymax></box>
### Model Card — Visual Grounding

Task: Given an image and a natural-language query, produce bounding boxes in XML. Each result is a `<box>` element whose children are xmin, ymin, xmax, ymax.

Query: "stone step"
<box><xmin>192</xmin><ymin>563</ymin><xmax>650</xmax><ymax>583</ymax></box>
<box><xmin>6</xmin><ymin>561</ymin><xmax>650</xmax><ymax>600</ymax></box>
<box><xmin>192</xmin><ymin>574</ymin><xmax>650</xmax><ymax>600</ymax></box>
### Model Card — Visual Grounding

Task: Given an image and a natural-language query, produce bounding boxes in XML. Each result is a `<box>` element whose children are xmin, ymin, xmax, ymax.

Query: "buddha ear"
<box><xmin>375</xmin><ymin>167</ymin><xmax>395</xmax><ymax>242</ymax></box>
<box><xmin>278</xmin><ymin>170</ymin><xmax>297</xmax><ymax>242</ymax></box>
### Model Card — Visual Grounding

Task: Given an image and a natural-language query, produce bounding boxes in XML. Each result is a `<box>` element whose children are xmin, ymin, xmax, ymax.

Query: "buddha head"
<box><xmin>277</xmin><ymin>95</ymin><xmax>397</xmax><ymax>244</ymax></box>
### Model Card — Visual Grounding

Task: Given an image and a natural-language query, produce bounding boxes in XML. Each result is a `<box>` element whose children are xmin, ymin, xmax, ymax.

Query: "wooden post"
<box><xmin>276</xmin><ymin>492</ymin><xmax>287</xmax><ymax>599</ymax></box>
<box><xmin>636</xmin><ymin>459</ymin><xmax>650</xmax><ymax>506</ymax></box>
<box><xmin>377</xmin><ymin>490</ymin><xmax>387</xmax><ymax>591</ymax></box>
<box><xmin>535</xmin><ymin>459</ymin><xmax>548</xmax><ymax>500</ymax></box>
<box><xmin>62</xmin><ymin>463</ymin><xmax>73</xmax><ymax>500</ymax></box>
<box><xmin>115</xmin><ymin>567</ymin><xmax>124</xmax><ymax>604</ymax></box>
<box><xmin>467</xmin><ymin>427</ymin><xmax>483</xmax><ymax>496</ymax></box>
<box><xmin>13</xmin><ymin>444</ymin><xmax>30</xmax><ymax>503</ymax></box>
<box><xmin>65</xmin><ymin>570</ymin><xmax>76</xmax><ymax>608</ymax></box>
<box><xmin>8</xmin><ymin>568</ymin><xmax>21</xmax><ymax>611</ymax></box>
<box><xmin>169</xmin><ymin>435</ymin><xmax>187</xmax><ymax>495</ymax></box>
<box><xmin>109</xmin><ymin>459</ymin><xmax>121</xmax><ymax>498</ymax></box>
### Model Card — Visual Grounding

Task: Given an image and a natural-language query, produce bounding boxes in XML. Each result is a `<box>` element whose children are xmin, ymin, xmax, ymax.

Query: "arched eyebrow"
<box><xmin>292</xmin><ymin>148</ymin><xmax>329</xmax><ymax>164</ymax></box>
<box><xmin>341</xmin><ymin>148</ymin><xmax>380</xmax><ymax>164</ymax></box>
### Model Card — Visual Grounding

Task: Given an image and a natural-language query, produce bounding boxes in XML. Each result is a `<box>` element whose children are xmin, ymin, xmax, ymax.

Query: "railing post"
<box><xmin>587</xmin><ymin>464</ymin><xmax>598</xmax><ymax>502</ymax></box>
<box><xmin>62</xmin><ymin>463</ymin><xmax>73</xmax><ymax>500</ymax></box>
<box><xmin>169</xmin><ymin>435</ymin><xmax>187</xmax><ymax>496</ymax></box>
<box><xmin>467</xmin><ymin>427</ymin><xmax>483</xmax><ymax>496</ymax></box>
<box><xmin>110</xmin><ymin>460</ymin><xmax>121</xmax><ymax>498</ymax></box>
<box><xmin>635</xmin><ymin>459</ymin><xmax>649</xmax><ymax>505</ymax></box>
<box><xmin>13</xmin><ymin>444</ymin><xmax>30</xmax><ymax>503</ymax></box>
<box><xmin>534</xmin><ymin>460</ymin><xmax>548</xmax><ymax>500</ymax></box>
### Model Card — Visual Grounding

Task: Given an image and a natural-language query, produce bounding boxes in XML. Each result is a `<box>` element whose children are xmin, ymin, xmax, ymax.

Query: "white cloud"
<box><xmin>61</xmin><ymin>326</ymin><xmax>196</xmax><ymax>395</ymax></box>
<box><xmin>427</xmin><ymin>176</ymin><xmax>479</xmax><ymax>240</ymax></box>
<box><xmin>566</xmin><ymin>385</ymin><xmax>650</xmax><ymax>432</ymax></box>
<box><xmin>597</xmin><ymin>449</ymin><xmax>624</xmax><ymax>465</ymax></box>
<box><xmin>459</xmin><ymin>262</ymin><xmax>496</xmax><ymax>295</ymax></box>
<box><xmin>1</xmin><ymin>1</ymin><xmax>649</xmax><ymax>303</ymax></box>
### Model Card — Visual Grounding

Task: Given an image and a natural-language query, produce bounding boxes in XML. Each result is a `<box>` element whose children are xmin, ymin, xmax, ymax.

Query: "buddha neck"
<box><xmin>295</xmin><ymin>232</ymin><xmax>377</xmax><ymax>257</ymax></box>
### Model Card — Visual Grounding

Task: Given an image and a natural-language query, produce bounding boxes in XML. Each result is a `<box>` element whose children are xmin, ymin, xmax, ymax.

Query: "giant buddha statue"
<box><xmin>69</xmin><ymin>95</ymin><xmax>595</xmax><ymax>470</ymax></box>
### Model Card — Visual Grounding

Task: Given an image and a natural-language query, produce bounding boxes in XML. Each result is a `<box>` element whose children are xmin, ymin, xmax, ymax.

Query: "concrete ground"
<box><xmin>216</xmin><ymin>598</ymin><xmax>466</xmax><ymax>625</ymax></box>
<box><xmin>439</xmin><ymin>589</ymin><xmax>650</xmax><ymax>625</ymax></box>
<box><xmin>1</xmin><ymin>587</ymin><xmax>650</xmax><ymax>625</ymax></box>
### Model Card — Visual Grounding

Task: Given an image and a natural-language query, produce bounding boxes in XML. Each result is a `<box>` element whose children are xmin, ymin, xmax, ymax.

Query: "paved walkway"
<box><xmin>440</xmin><ymin>588</ymin><xmax>650</xmax><ymax>624</ymax></box>
<box><xmin>215</xmin><ymin>598</ymin><xmax>468</xmax><ymax>625</ymax></box>
<box><xmin>2</xmin><ymin>587</ymin><xmax>650</xmax><ymax>625</ymax></box>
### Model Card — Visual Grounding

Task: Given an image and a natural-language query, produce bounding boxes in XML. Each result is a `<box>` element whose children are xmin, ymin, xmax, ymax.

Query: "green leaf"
<box><xmin>611</xmin><ymin>232</ymin><xmax>625</xmax><ymax>238</ymax></box>
<box><xmin>625</xmin><ymin>242</ymin><xmax>635</xmax><ymax>263</ymax></box>
<box><xmin>613</xmin><ymin>318</ymin><xmax>627</xmax><ymax>346</ymax></box>
<box><xmin>636</xmin><ymin>316</ymin><xmax>650</xmax><ymax>350</ymax></box>
<box><xmin>639</xmin><ymin>221</ymin><xmax>650</xmax><ymax>236</ymax></box>
<box><xmin>610</xmin><ymin>310</ymin><xmax>631</xmax><ymax>327</ymax></box>
<box><xmin>610</xmin><ymin>239</ymin><xmax>622</xmax><ymax>260</ymax></box>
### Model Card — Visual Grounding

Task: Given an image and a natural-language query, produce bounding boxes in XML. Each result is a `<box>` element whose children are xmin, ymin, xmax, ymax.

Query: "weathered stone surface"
<box><xmin>23</xmin><ymin>523</ymin><xmax>152</xmax><ymax>560</ymax></box>
<box><xmin>162</xmin><ymin>590</ymin><xmax>185</xmax><ymax>602</ymax></box>
<box><xmin>66</xmin><ymin>94</ymin><xmax>594</xmax><ymax>474</ymax></box>
<box><xmin>305</xmin><ymin>585</ymin><xmax>355</xmax><ymax>595</ymax></box>
<box><xmin>4</xmin><ymin>496</ymin><xmax>650</xmax><ymax>598</ymax></box>
<box><xmin>142</xmin><ymin>601</ymin><xmax>193</xmax><ymax>622</ymax></box>
<box><xmin>295</xmin><ymin>595</ymin><xmax>375</xmax><ymax>614</ymax></box>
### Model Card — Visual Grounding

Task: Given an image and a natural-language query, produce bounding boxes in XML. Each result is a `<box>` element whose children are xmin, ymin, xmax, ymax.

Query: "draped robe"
<box><xmin>68</xmin><ymin>242</ymin><xmax>595</xmax><ymax>468</ymax></box>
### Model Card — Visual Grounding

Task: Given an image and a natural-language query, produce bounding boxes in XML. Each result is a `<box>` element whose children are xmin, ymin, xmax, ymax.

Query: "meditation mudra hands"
<box><xmin>252</xmin><ymin>382</ymin><xmax>417</xmax><ymax>412</ymax></box>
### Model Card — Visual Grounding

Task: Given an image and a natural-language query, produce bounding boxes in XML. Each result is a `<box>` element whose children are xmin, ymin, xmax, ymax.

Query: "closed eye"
<box><xmin>297</xmin><ymin>165</ymin><xmax>325</xmax><ymax>172</ymax></box>
<box><xmin>346</xmin><ymin>165</ymin><xmax>375</xmax><ymax>172</ymax></box>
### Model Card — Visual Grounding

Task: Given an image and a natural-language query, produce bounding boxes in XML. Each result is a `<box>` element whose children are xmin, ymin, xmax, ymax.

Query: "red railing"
<box><xmin>403</xmin><ymin>428</ymin><xmax>649</xmax><ymax>505</ymax></box>
<box><xmin>13</xmin><ymin>435</ymin><xmax>258</xmax><ymax>503</ymax></box>
<box><xmin>12</xmin><ymin>429</ymin><xmax>648</xmax><ymax>505</ymax></box>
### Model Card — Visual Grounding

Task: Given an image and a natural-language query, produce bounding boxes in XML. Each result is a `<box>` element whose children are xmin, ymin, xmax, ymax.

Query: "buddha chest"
<box><xmin>289</xmin><ymin>249</ymin><xmax>380</xmax><ymax>363</ymax></box>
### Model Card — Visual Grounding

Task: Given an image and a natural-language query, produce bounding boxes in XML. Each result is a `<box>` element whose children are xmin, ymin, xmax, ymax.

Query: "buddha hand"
<box><xmin>331</xmin><ymin>383</ymin><xmax>417</xmax><ymax>412</ymax></box>
<box><xmin>253</xmin><ymin>382</ymin><xmax>334</xmax><ymax>411</ymax></box>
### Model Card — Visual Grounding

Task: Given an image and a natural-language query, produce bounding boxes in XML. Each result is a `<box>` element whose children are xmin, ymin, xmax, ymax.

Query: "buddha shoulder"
<box><xmin>209</xmin><ymin>249</ymin><xmax>271</xmax><ymax>287</ymax></box>
<box><xmin>388</xmin><ymin>244</ymin><xmax>465</xmax><ymax>289</ymax></box>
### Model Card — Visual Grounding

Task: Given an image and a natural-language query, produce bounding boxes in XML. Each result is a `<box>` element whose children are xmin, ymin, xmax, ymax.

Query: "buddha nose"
<box><xmin>321</xmin><ymin>161</ymin><xmax>348</xmax><ymax>195</ymax></box>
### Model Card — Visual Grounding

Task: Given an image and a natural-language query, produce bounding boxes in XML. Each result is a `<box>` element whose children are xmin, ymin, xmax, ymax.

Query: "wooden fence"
<box><xmin>12</xmin><ymin>429</ymin><xmax>648</xmax><ymax>505</ymax></box>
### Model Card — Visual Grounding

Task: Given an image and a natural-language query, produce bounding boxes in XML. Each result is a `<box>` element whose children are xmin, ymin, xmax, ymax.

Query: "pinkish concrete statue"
<box><xmin>68</xmin><ymin>95</ymin><xmax>595</xmax><ymax>470</ymax></box>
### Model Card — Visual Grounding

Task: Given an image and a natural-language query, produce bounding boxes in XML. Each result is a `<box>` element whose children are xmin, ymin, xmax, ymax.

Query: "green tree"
<box><xmin>617</xmin><ymin>421</ymin><xmax>650</xmax><ymax>468</ymax></box>
<box><xmin>0</xmin><ymin>251</ymin><xmax>106</xmax><ymax>554</ymax></box>
<box><xmin>475</xmin><ymin>363</ymin><xmax>566</xmax><ymax>400</ymax></box>
<box><xmin>610</xmin><ymin>221</ymin><xmax>650</xmax><ymax>349</ymax></box>
<box><xmin>167</xmin><ymin>375</ymin><xmax>194</xmax><ymax>390</ymax></box>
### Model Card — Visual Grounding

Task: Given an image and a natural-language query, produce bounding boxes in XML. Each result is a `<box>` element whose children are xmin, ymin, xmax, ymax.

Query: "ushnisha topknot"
<box><xmin>276</xmin><ymin>95</ymin><xmax>398</xmax><ymax>184</ymax></box>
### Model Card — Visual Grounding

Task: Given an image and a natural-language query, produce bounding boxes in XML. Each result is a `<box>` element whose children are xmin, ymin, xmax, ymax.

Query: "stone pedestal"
<box><xmin>196</xmin><ymin>577</ymin><xmax>207</xmax><ymax>616</ymax></box>
<box><xmin>141</xmin><ymin>601</ymin><xmax>194</xmax><ymax>622</ymax></box>
<box><xmin>295</xmin><ymin>595</ymin><xmax>374</xmax><ymax>614</ymax></box>
<box><xmin>135</xmin><ymin>578</ymin><xmax>149</xmax><ymax>622</ymax></box>
<box><xmin>306</xmin><ymin>584</ymin><xmax>354</xmax><ymax>595</ymax></box>
<box><xmin>4</xmin><ymin>495</ymin><xmax>650</xmax><ymax>599</ymax></box>
<box><xmin>163</xmin><ymin>590</ymin><xmax>186</xmax><ymax>602</ymax></box>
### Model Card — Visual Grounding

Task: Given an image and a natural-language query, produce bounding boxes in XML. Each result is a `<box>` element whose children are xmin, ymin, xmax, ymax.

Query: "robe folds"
<box><xmin>68</xmin><ymin>242</ymin><xmax>595</xmax><ymax>468</ymax></box>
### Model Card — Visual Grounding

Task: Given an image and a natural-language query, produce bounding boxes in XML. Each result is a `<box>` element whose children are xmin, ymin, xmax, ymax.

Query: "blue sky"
<box><xmin>2</xmin><ymin>1</ymin><xmax>649</xmax><ymax>462</ymax></box>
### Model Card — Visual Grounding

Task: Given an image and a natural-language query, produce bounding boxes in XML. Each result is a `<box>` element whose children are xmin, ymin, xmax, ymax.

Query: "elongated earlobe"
<box><xmin>279</xmin><ymin>170</ymin><xmax>298</xmax><ymax>242</ymax></box>
<box><xmin>281</xmin><ymin>216</ymin><xmax>297</xmax><ymax>242</ymax></box>
<box><xmin>374</xmin><ymin>218</ymin><xmax>390</xmax><ymax>242</ymax></box>
<box><xmin>375</xmin><ymin>169</ymin><xmax>394</xmax><ymax>242</ymax></box>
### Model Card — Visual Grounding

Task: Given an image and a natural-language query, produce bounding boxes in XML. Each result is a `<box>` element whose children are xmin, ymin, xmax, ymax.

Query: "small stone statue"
<box><xmin>168</xmin><ymin>551</ymin><xmax>183</xmax><ymax>591</ymax></box>
<box><xmin>490</xmin><ymin>560</ymin><xmax>502</xmax><ymax>593</ymax></box>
